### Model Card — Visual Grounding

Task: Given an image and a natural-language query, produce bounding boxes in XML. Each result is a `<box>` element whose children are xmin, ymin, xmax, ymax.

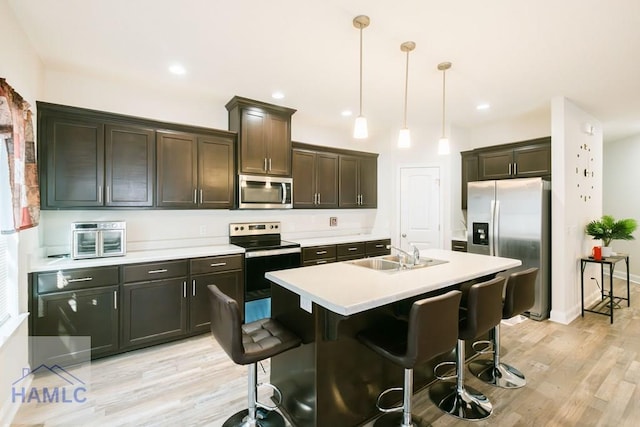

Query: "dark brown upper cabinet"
<box><xmin>226</xmin><ymin>96</ymin><xmax>296</xmax><ymax>177</ymax></box>
<box><xmin>156</xmin><ymin>130</ymin><xmax>235</xmax><ymax>208</ymax></box>
<box><xmin>477</xmin><ymin>137</ymin><xmax>551</xmax><ymax>180</ymax></box>
<box><xmin>38</xmin><ymin>104</ymin><xmax>155</xmax><ymax>209</ymax></box>
<box><xmin>292</xmin><ymin>147</ymin><xmax>339</xmax><ymax>208</ymax></box>
<box><xmin>461</xmin><ymin>136</ymin><xmax>551</xmax><ymax>209</ymax></box>
<box><xmin>339</xmin><ymin>154</ymin><xmax>378</xmax><ymax>208</ymax></box>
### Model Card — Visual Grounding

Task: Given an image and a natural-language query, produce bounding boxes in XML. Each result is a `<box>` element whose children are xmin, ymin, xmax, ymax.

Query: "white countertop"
<box><xmin>293</xmin><ymin>234</ymin><xmax>390</xmax><ymax>247</ymax></box>
<box><xmin>29</xmin><ymin>245</ymin><xmax>245</xmax><ymax>273</ymax></box>
<box><xmin>266</xmin><ymin>249</ymin><xmax>521</xmax><ymax>316</ymax></box>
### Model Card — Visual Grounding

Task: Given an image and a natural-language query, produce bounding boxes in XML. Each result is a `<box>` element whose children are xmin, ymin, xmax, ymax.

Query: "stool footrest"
<box><xmin>256</xmin><ymin>382</ymin><xmax>283</xmax><ymax>411</ymax></box>
<box><xmin>375</xmin><ymin>387</ymin><xmax>404</xmax><ymax>413</ymax></box>
<box><xmin>471</xmin><ymin>340</ymin><xmax>494</xmax><ymax>355</ymax></box>
<box><xmin>434</xmin><ymin>361</ymin><xmax>457</xmax><ymax>381</ymax></box>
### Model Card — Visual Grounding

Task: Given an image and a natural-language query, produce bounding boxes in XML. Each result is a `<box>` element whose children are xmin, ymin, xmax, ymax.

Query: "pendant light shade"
<box><xmin>353</xmin><ymin>15</ymin><xmax>370</xmax><ymax>139</ymax></box>
<box><xmin>438</xmin><ymin>62</ymin><xmax>452</xmax><ymax>155</ymax></box>
<box><xmin>398</xmin><ymin>41</ymin><xmax>415</xmax><ymax>148</ymax></box>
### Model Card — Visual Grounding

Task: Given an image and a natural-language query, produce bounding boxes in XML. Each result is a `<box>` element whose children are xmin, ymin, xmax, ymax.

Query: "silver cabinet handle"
<box><xmin>106</xmin><ymin>186</ymin><xmax>111</xmax><ymax>203</ymax></box>
<box><xmin>148</xmin><ymin>269</ymin><xmax>168</xmax><ymax>274</ymax></box>
<box><xmin>347</xmin><ymin>247</ymin><xmax>358</xmax><ymax>251</ymax></box>
<box><xmin>199</xmin><ymin>189</ymin><xmax>203</xmax><ymax>204</ymax></box>
<box><xmin>514</xmin><ymin>163</ymin><xmax>518</xmax><ymax>175</ymax></box>
<box><xmin>183</xmin><ymin>281</ymin><xmax>187</xmax><ymax>298</ymax></box>
<box><xmin>98</xmin><ymin>185</ymin><xmax>102</xmax><ymax>203</ymax></box>
<box><xmin>375</xmin><ymin>244</ymin><xmax>384</xmax><ymax>248</ymax></box>
<box><xmin>508</xmin><ymin>163</ymin><xmax>512</xmax><ymax>175</ymax></box>
<box><xmin>193</xmin><ymin>188</ymin><xmax>197</xmax><ymax>203</ymax></box>
<box><xmin>317</xmin><ymin>260</ymin><xmax>327</xmax><ymax>264</ymax></box>
<box><xmin>316</xmin><ymin>250</ymin><xmax>327</xmax><ymax>255</ymax></box>
<box><xmin>269</xmin><ymin>158</ymin><xmax>272</xmax><ymax>171</ymax></box>
<box><xmin>264</xmin><ymin>158</ymin><xmax>268</xmax><ymax>171</ymax></box>
<box><xmin>192</xmin><ymin>280</ymin><xmax>196</xmax><ymax>297</ymax></box>
<box><xmin>68</xmin><ymin>277</ymin><xmax>93</xmax><ymax>283</ymax></box>
<box><xmin>210</xmin><ymin>262</ymin><xmax>227</xmax><ymax>267</ymax></box>
<box><xmin>317</xmin><ymin>193</ymin><xmax>321</xmax><ymax>204</ymax></box>
<box><xmin>113</xmin><ymin>290</ymin><xmax>117</xmax><ymax>310</ymax></box>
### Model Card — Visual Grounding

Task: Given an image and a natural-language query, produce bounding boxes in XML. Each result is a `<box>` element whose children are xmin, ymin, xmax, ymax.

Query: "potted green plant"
<box><xmin>585</xmin><ymin>215</ymin><xmax>637</xmax><ymax>256</ymax></box>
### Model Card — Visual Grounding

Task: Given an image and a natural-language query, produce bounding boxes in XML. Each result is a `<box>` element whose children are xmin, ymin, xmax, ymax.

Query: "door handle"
<box><xmin>402</xmin><ymin>233</ymin><xmax>407</xmax><ymax>238</ymax></box>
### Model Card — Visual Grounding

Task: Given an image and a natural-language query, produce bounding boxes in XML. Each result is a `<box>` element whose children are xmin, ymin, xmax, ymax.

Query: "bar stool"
<box><xmin>208</xmin><ymin>285</ymin><xmax>301</xmax><ymax>427</ymax></box>
<box><xmin>468</xmin><ymin>268</ymin><xmax>538</xmax><ymax>388</ymax></box>
<box><xmin>429</xmin><ymin>276</ymin><xmax>506</xmax><ymax>421</ymax></box>
<box><xmin>357</xmin><ymin>290</ymin><xmax>462</xmax><ymax>427</ymax></box>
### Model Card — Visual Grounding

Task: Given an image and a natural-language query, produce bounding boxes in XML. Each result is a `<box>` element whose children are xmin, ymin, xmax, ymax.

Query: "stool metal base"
<box><xmin>222</xmin><ymin>408</ymin><xmax>286</xmax><ymax>427</ymax></box>
<box><xmin>372</xmin><ymin>412</ymin><xmax>429</xmax><ymax>427</ymax></box>
<box><xmin>468</xmin><ymin>359</ymin><xmax>526</xmax><ymax>389</ymax></box>
<box><xmin>429</xmin><ymin>381</ymin><xmax>492</xmax><ymax>420</ymax></box>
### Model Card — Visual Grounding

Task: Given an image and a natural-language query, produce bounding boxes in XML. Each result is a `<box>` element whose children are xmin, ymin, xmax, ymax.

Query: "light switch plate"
<box><xmin>330</xmin><ymin>217</ymin><xmax>337</xmax><ymax>227</ymax></box>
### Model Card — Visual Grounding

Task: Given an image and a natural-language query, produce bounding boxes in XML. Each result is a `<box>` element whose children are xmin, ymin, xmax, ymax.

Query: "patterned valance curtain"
<box><xmin>0</xmin><ymin>78</ymin><xmax>39</xmax><ymax>233</ymax></box>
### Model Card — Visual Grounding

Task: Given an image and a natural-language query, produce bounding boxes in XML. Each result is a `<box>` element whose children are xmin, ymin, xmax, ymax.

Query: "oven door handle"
<box><xmin>281</xmin><ymin>182</ymin><xmax>287</xmax><ymax>204</ymax></box>
<box><xmin>245</xmin><ymin>247</ymin><xmax>301</xmax><ymax>258</ymax></box>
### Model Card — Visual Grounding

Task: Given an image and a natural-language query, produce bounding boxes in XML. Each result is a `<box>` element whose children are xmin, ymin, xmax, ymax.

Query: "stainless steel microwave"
<box><xmin>71</xmin><ymin>221</ymin><xmax>126</xmax><ymax>259</ymax></box>
<box><xmin>238</xmin><ymin>174</ymin><xmax>293</xmax><ymax>209</ymax></box>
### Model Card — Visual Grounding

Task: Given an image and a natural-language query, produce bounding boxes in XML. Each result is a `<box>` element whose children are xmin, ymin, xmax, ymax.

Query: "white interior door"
<box><xmin>399</xmin><ymin>167</ymin><xmax>441</xmax><ymax>252</ymax></box>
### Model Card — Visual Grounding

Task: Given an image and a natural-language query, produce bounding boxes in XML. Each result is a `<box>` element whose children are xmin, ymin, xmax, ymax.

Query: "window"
<box><xmin>0</xmin><ymin>232</ymin><xmax>9</xmax><ymax>326</ymax></box>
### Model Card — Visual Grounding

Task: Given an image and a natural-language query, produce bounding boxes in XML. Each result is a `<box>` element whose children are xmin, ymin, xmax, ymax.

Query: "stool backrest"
<box><xmin>460</xmin><ymin>276</ymin><xmax>506</xmax><ymax>340</ymax></box>
<box><xmin>406</xmin><ymin>290</ymin><xmax>462</xmax><ymax>367</ymax></box>
<box><xmin>503</xmin><ymin>267</ymin><xmax>538</xmax><ymax>319</ymax></box>
<box><xmin>207</xmin><ymin>284</ymin><xmax>244</xmax><ymax>363</ymax></box>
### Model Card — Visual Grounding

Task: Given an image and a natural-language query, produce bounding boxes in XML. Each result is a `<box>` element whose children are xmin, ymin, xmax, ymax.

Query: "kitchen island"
<box><xmin>265</xmin><ymin>249</ymin><xmax>521</xmax><ymax>426</ymax></box>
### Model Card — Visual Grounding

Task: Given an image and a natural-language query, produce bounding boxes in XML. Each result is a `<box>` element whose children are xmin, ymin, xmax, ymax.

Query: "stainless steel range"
<box><xmin>229</xmin><ymin>222</ymin><xmax>301</xmax><ymax>321</ymax></box>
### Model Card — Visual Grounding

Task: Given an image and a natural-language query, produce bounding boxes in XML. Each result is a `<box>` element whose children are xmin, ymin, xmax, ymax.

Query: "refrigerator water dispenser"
<box><xmin>472</xmin><ymin>222</ymin><xmax>489</xmax><ymax>245</ymax></box>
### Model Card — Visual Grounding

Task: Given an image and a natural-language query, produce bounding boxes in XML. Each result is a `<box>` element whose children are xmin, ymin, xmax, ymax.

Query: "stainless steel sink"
<box><xmin>348</xmin><ymin>256</ymin><xmax>448</xmax><ymax>272</ymax></box>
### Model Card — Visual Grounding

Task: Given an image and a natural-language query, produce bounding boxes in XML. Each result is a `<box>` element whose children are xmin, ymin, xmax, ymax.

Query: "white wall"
<box><xmin>550</xmin><ymin>97</ymin><xmax>603</xmax><ymax>324</ymax></box>
<box><xmin>603</xmin><ymin>134</ymin><xmax>640</xmax><ymax>281</ymax></box>
<box><xmin>0</xmin><ymin>0</ymin><xmax>43</xmax><ymax>423</ymax></box>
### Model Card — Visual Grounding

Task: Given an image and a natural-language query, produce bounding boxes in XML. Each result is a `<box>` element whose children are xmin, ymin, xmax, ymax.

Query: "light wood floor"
<box><xmin>12</xmin><ymin>278</ymin><xmax>640</xmax><ymax>427</ymax></box>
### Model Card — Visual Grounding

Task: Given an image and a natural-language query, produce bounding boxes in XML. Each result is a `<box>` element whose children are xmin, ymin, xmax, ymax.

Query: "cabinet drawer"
<box><xmin>123</xmin><ymin>260</ymin><xmax>188</xmax><ymax>283</ymax></box>
<box><xmin>302</xmin><ymin>258</ymin><xmax>336</xmax><ymax>267</ymax></box>
<box><xmin>365</xmin><ymin>239</ymin><xmax>391</xmax><ymax>256</ymax></box>
<box><xmin>190</xmin><ymin>254</ymin><xmax>243</xmax><ymax>275</ymax></box>
<box><xmin>302</xmin><ymin>245</ymin><xmax>337</xmax><ymax>262</ymax></box>
<box><xmin>37</xmin><ymin>266</ymin><xmax>119</xmax><ymax>293</ymax></box>
<box><xmin>451</xmin><ymin>240</ymin><xmax>468</xmax><ymax>252</ymax></box>
<box><xmin>337</xmin><ymin>242</ymin><xmax>365</xmax><ymax>258</ymax></box>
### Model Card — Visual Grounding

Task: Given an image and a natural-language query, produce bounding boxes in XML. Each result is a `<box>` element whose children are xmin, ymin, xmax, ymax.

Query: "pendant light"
<box><xmin>437</xmin><ymin>62</ymin><xmax>452</xmax><ymax>155</ymax></box>
<box><xmin>353</xmin><ymin>15</ymin><xmax>370</xmax><ymax>139</ymax></box>
<box><xmin>398</xmin><ymin>41</ymin><xmax>415</xmax><ymax>148</ymax></box>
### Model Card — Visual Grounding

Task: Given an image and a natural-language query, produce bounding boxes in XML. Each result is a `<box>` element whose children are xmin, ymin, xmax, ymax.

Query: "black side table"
<box><xmin>580</xmin><ymin>254</ymin><xmax>630</xmax><ymax>324</ymax></box>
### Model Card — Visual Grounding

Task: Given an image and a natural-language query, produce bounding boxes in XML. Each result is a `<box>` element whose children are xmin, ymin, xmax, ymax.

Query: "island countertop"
<box><xmin>266</xmin><ymin>249</ymin><xmax>521</xmax><ymax>316</ymax></box>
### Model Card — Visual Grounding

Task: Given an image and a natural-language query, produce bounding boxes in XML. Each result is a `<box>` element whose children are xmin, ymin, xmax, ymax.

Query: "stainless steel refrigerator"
<box><xmin>467</xmin><ymin>177</ymin><xmax>551</xmax><ymax>320</ymax></box>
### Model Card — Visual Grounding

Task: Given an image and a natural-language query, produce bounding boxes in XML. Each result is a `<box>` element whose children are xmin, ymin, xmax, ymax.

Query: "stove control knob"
<box><xmin>274</xmin><ymin>224</ymin><xmax>278</xmax><ymax>229</ymax></box>
<box><xmin>240</xmin><ymin>226</ymin><xmax>244</xmax><ymax>230</ymax></box>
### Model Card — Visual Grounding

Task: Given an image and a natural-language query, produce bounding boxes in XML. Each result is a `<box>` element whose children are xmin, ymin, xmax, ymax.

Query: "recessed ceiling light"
<box><xmin>169</xmin><ymin>64</ymin><xmax>186</xmax><ymax>75</ymax></box>
<box><xmin>341</xmin><ymin>110</ymin><xmax>353</xmax><ymax>117</ymax></box>
<box><xmin>271</xmin><ymin>91</ymin><xmax>285</xmax><ymax>99</ymax></box>
<box><xmin>476</xmin><ymin>103</ymin><xmax>490</xmax><ymax>110</ymax></box>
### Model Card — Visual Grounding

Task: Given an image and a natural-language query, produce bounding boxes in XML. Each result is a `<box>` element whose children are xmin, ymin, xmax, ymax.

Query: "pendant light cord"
<box><xmin>441</xmin><ymin>68</ymin><xmax>446</xmax><ymax>138</ymax></box>
<box><xmin>403</xmin><ymin>50</ymin><xmax>409</xmax><ymax>128</ymax></box>
<box><xmin>359</xmin><ymin>26</ymin><xmax>364</xmax><ymax>116</ymax></box>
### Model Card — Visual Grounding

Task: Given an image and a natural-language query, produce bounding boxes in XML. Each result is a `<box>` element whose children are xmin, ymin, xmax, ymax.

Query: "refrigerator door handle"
<box><xmin>489</xmin><ymin>200</ymin><xmax>496</xmax><ymax>256</ymax></box>
<box><xmin>494</xmin><ymin>200</ymin><xmax>501</xmax><ymax>257</ymax></box>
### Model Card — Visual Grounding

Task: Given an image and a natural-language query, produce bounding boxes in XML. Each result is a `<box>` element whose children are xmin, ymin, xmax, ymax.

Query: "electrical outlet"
<box><xmin>330</xmin><ymin>217</ymin><xmax>337</xmax><ymax>227</ymax></box>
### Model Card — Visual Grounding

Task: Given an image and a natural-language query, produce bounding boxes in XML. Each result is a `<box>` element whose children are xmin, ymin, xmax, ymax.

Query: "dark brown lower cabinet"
<box><xmin>122</xmin><ymin>278</ymin><xmax>188</xmax><ymax>348</ymax></box>
<box><xmin>190</xmin><ymin>270</ymin><xmax>243</xmax><ymax>331</ymax></box>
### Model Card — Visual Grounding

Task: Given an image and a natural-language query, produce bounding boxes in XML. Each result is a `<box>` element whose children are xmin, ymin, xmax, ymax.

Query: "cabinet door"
<box><xmin>198</xmin><ymin>135</ymin><xmax>235</xmax><ymax>208</ymax></box>
<box><xmin>478</xmin><ymin>149</ymin><xmax>513</xmax><ymax>180</ymax></box>
<box><xmin>190</xmin><ymin>270</ymin><xmax>243</xmax><ymax>332</ymax></box>
<box><xmin>316</xmin><ymin>152</ymin><xmax>339</xmax><ymax>208</ymax></box>
<box><xmin>156</xmin><ymin>131</ymin><xmax>197</xmax><ymax>207</ymax></box>
<box><xmin>122</xmin><ymin>278</ymin><xmax>188</xmax><ymax>347</ymax></box>
<box><xmin>358</xmin><ymin>156</ymin><xmax>378</xmax><ymax>208</ymax></box>
<box><xmin>239</xmin><ymin>109</ymin><xmax>269</xmax><ymax>174</ymax></box>
<box><xmin>513</xmin><ymin>143</ymin><xmax>551</xmax><ymax>177</ymax></box>
<box><xmin>33</xmin><ymin>285</ymin><xmax>119</xmax><ymax>363</ymax></box>
<box><xmin>339</xmin><ymin>156</ymin><xmax>359</xmax><ymax>208</ymax></box>
<box><xmin>266</xmin><ymin>113</ymin><xmax>291</xmax><ymax>176</ymax></box>
<box><xmin>461</xmin><ymin>152</ymin><xmax>479</xmax><ymax>209</ymax></box>
<box><xmin>44</xmin><ymin>115</ymin><xmax>104</xmax><ymax>207</ymax></box>
<box><xmin>292</xmin><ymin>149</ymin><xmax>317</xmax><ymax>208</ymax></box>
<box><xmin>105</xmin><ymin>124</ymin><xmax>155</xmax><ymax>206</ymax></box>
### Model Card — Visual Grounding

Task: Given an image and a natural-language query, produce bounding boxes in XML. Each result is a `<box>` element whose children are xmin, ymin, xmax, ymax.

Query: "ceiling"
<box><xmin>8</xmin><ymin>0</ymin><xmax>640</xmax><ymax>143</ymax></box>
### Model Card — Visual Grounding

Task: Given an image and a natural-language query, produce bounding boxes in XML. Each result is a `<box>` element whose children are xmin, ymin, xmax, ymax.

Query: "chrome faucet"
<box><xmin>386</xmin><ymin>244</ymin><xmax>419</xmax><ymax>267</ymax></box>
